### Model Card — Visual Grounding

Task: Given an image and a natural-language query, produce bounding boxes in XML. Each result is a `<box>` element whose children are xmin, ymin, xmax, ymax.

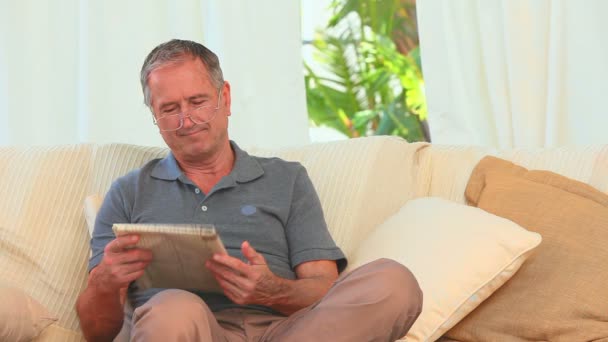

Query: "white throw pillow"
<box><xmin>347</xmin><ymin>197</ymin><xmax>542</xmax><ymax>342</ymax></box>
<box><xmin>84</xmin><ymin>194</ymin><xmax>104</xmax><ymax>237</ymax></box>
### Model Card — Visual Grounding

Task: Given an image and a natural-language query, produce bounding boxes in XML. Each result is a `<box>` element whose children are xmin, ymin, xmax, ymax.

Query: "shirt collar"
<box><xmin>150</xmin><ymin>151</ymin><xmax>181</xmax><ymax>181</ymax></box>
<box><xmin>150</xmin><ymin>140</ymin><xmax>264</xmax><ymax>183</ymax></box>
<box><xmin>230</xmin><ymin>141</ymin><xmax>264</xmax><ymax>183</ymax></box>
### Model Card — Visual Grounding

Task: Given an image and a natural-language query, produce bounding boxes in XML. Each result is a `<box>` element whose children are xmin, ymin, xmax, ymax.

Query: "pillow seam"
<box><xmin>427</xmin><ymin>238</ymin><xmax>541</xmax><ymax>338</ymax></box>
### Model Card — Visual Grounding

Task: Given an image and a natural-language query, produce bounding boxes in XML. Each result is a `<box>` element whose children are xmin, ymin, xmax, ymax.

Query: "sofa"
<box><xmin>1</xmin><ymin>136</ymin><xmax>607</xmax><ymax>341</ymax></box>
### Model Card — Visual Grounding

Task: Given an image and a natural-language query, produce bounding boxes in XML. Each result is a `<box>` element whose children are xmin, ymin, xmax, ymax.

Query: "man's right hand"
<box><xmin>89</xmin><ymin>234</ymin><xmax>153</xmax><ymax>293</ymax></box>
<box><xmin>77</xmin><ymin>234</ymin><xmax>151</xmax><ymax>341</ymax></box>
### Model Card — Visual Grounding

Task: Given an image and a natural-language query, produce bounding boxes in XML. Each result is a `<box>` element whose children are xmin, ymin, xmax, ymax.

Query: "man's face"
<box><xmin>147</xmin><ymin>57</ymin><xmax>231</xmax><ymax>161</ymax></box>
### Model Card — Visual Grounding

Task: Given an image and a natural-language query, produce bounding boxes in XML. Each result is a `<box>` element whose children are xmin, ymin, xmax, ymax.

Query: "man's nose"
<box><xmin>180</xmin><ymin>113</ymin><xmax>197</xmax><ymax>129</ymax></box>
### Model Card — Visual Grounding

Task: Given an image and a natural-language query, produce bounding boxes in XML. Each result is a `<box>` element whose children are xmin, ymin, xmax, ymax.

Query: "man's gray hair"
<box><xmin>140</xmin><ymin>39</ymin><xmax>224</xmax><ymax>108</ymax></box>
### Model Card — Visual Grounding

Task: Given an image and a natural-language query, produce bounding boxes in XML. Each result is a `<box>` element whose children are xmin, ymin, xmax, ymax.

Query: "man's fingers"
<box><xmin>241</xmin><ymin>241</ymin><xmax>266</xmax><ymax>265</ymax></box>
<box><xmin>119</xmin><ymin>260</ymin><xmax>150</xmax><ymax>275</ymax></box>
<box><xmin>207</xmin><ymin>259</ymin><xmax>246</xmax><ymax>281</ymax></box>
<box><xmin>216</xmin><ymin>271</ymin><xmax>244</xmax><ymax>289</ymax></box>
<box><xmin>208</xmin><ymin>261</ymin><xmax>249</xmax><ymax>288</ymax></box>
<box><xmin>111</xmin><ymin>262</ymin><xmax>148</xmax><ymax>285</ymax></box>
<box><xmin>112</xmin><ymin>248</ymin><xmax>153</xmax><ymax>265</ymax></box>
<box><xmin>105</xmin><ymin>234</ymin><xmax>140</xmax><ymax>254</ymax></box>
<box><xmin>216</xmin><ymin>278</ymin><xmax>247</xmax><ymax>303</ymax></box>
<box><xmin>211</xmin><ymin>254</ymin><xmax>250</xmax><ymax>276</ymax></box>
<box><xmin>120</xmin><ymin>269</ymin><xmax>145</xmax><ymax>284</ymax></box>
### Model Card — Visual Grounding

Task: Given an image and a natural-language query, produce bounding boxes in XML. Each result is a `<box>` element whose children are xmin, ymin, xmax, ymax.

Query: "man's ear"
<box><xmin>222</xmin><ymin>81</ymin><xmax>232</xmax><ymax>116</ymax></box>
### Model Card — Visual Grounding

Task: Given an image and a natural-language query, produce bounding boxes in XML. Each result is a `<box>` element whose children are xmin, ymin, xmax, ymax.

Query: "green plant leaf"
<box><xmin>305</xmin><ymin>0</ymin><xmax>428</xmax><ymax>142</ymax></box>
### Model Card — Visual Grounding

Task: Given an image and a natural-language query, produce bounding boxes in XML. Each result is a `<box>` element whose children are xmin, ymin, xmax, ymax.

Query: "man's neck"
<box><xmin>175</xmin><ymin>140</ymin><xmax>235</xmax><ymax>193</ymax></box>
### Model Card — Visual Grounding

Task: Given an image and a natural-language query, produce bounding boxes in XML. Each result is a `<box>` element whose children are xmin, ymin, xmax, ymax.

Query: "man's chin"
<box><xmin>182</xmin><ymin>141</ymin><xmax>215</xmax><ymax>159</ymax></box>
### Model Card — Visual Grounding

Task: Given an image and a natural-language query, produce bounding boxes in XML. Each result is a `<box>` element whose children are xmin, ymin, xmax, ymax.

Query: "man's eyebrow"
<box><xmin>158</xmin><ymin>94</ymin><xmax>211</xmax><ymax>110</ymax></box>
<box><xmin>188</xmin><ymin>94</ymin><xmax>211</xmax><ymax>101</ymax></box>
<box><xmin>159</xmin><ymin>101</ymin><xmax>179</xmax><ymax>111</ymax></box>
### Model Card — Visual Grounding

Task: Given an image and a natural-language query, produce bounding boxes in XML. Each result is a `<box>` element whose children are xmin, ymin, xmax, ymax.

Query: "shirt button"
<box><xmin>195</xmin><ymin>188</ymin><xmax>200</xmax><ymax>194</ymax></box>
<box><xmin>201</xmin><ymin>205</ymin><xmax>208</xmax><ymax>212</ymax></box>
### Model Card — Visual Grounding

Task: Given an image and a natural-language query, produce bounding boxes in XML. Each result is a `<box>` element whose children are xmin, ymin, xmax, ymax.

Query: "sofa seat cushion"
<box><xmin>446</xmin><ymin>156</ymin><xmax>608</xmax><ymax>341</ymax></box>
<box><xmin>347</xmin><ymin>197</ymin><xmax>541</xmax><ymax>342</ymax></box>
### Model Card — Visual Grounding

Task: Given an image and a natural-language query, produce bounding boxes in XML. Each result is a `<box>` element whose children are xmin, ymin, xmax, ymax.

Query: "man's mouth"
<box><xmin>177</xmin><ymin>126</ymin><xmax>207</xmax><ymax>137</ymax></box>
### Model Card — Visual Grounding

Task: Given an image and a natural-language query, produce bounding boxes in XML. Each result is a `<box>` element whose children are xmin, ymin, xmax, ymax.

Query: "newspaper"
<box><xmin>112</xmin><ymin>223</ymin><xmax>227</xmax><ymax>292</ymax></box>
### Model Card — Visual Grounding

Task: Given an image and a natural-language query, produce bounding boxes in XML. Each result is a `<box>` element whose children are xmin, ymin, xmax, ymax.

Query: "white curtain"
<box><xmin>0</xmin><ymin>0</ymin><xmax>310</xmax><ymax>149</ymax></box>
<box><xmin>418</xmin><ymin>0</ymin><xmax>608</xmax><ymax>148</ymax></box>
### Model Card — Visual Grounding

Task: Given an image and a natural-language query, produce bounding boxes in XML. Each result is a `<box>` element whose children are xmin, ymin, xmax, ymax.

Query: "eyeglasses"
<box><xmin>152</xmin><ymin>91</ymin><xmax>222</xmax><ymax>132</ymax></box>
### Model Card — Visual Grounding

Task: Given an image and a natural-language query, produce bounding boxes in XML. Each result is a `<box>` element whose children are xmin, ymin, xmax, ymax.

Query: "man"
<box><xmin>76</xmin><ymin>39</ymin><xmax>422</xmax><ymax>342</ymax></box>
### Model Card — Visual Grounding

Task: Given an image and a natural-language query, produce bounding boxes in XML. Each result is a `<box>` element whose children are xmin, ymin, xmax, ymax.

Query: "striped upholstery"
<box><xmin>87</xmin><ymin>144</ymin><xmax>167</xmax><ymax>197</ymax></box>
<box><xmin>414</xmin><ymin>144</ymin><xmax>608</xmax><ymax>204</ymax></box>
<box><xmin>0</xmin><ymin>137</ymin><xmax>606</xmax><ymax>341</ymax></box>
<box><xmin>0</xmin><ymin>144</ymin><xmax>167</xmax><ymax>341</ymax></box>
<box><xmin>0</xmin><ymin>146</ymin><xmax>93</xmax><ymax>342</ymax></box>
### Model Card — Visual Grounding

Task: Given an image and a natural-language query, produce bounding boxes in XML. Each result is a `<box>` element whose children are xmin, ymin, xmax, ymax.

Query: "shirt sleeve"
<box><xmin>285</xmin><ymin>165</ymin><xmax>347</xmax><ymax>272</ymax></box>
<box><xmin>88</xmin><ymin>179</ymin><xmax>132</xmax><ymax>272</ymax></box>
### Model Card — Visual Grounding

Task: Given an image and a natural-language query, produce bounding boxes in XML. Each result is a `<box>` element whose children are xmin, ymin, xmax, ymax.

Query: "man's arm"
<box><xmin>76</xmin><ymin>235</ymin><xmax>152</xmax><ymax>342</ymax></box>
<box><xmin>206</xmin><ymin>241</ymin><xmax>338</xmax><ymax>315</ymax></box>
<box><xmin>266</xmin><ymin>258</ymin><xmax>338</xmax><ymax>315</ymax></box>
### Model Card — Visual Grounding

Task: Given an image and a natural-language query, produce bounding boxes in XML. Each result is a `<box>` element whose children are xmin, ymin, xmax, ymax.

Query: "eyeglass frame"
<box><xmin>151</xmin><ymin>89</ymin><xmax>223</xmax><ymax>132</ymax></box>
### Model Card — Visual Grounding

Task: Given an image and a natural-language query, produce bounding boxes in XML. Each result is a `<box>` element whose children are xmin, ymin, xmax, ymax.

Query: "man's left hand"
<box><xmin>205</xmin><ymin>241</ymin><xmax>284</xmax><ymax>306</ymax></box>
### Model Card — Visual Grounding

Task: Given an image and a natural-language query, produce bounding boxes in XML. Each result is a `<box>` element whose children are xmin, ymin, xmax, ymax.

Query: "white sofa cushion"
<box><xmin>347</xmin><ymin>197</ymin><xmax>542</xmax><ymax>342</ymax></box>
<box><xmin>0</xmin><ymin>145</ymin><xmax>93</xmax><ymax>335</ymax></box>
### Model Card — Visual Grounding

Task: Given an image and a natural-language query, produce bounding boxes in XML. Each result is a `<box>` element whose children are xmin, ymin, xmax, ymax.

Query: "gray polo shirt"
<box><xmin>89</xmin><ymin>141</ymin><xmax>346</xmax><ymax>314</ymax></box>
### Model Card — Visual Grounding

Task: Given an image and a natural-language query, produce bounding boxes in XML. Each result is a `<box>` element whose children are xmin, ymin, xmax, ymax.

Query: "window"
<box><xmin>301</xmin><ymin>0</ymin><xmax>429</xmax><ymax>143</ymax></box>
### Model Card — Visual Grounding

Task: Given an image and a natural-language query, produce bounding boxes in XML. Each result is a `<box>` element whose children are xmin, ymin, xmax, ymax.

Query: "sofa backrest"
<box><xmin>499</xmin><ymin>145</ymin><xmax>608</xmax><ymax>193</ymax></box>
<box><xmin>87</xmin><ymin>144</ymin><xmax>167</xmax><ymax>197</ymax></box>
<box><xmin>0</xmin><ymin>144</ymin><xmax>168</xmax><ymax>340</ymax></box>
<box><xmin>0</xmin><ymin>145</ymin><xmax>94</xmax><ymax>339</ymax></box>
<box><xmin>412</xmin><ymin>144</ymin><xmax>608</xmax><ymax>204</ymax></box>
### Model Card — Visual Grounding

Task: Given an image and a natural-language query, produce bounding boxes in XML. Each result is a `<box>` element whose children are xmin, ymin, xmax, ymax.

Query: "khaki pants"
<box><xmin>131</xmin><ymin>259</ymin><xmax>423</xmax><ymax>342</ymax></box>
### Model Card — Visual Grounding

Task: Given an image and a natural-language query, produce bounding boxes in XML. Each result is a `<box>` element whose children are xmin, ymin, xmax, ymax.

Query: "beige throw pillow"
<box><xmin>446</xmin><ymin>156</ymin><xmax>608</xmax><ymax>341</ymax></box>
<box><xmin>0</xmin><ymin>287</ymin><xmax>57</xmax><ymax>342</ymax></box>
<box><xmin>347</xmin><ymin>197</ymin><xmax>541</xmax><ymax>342</ymax></box>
